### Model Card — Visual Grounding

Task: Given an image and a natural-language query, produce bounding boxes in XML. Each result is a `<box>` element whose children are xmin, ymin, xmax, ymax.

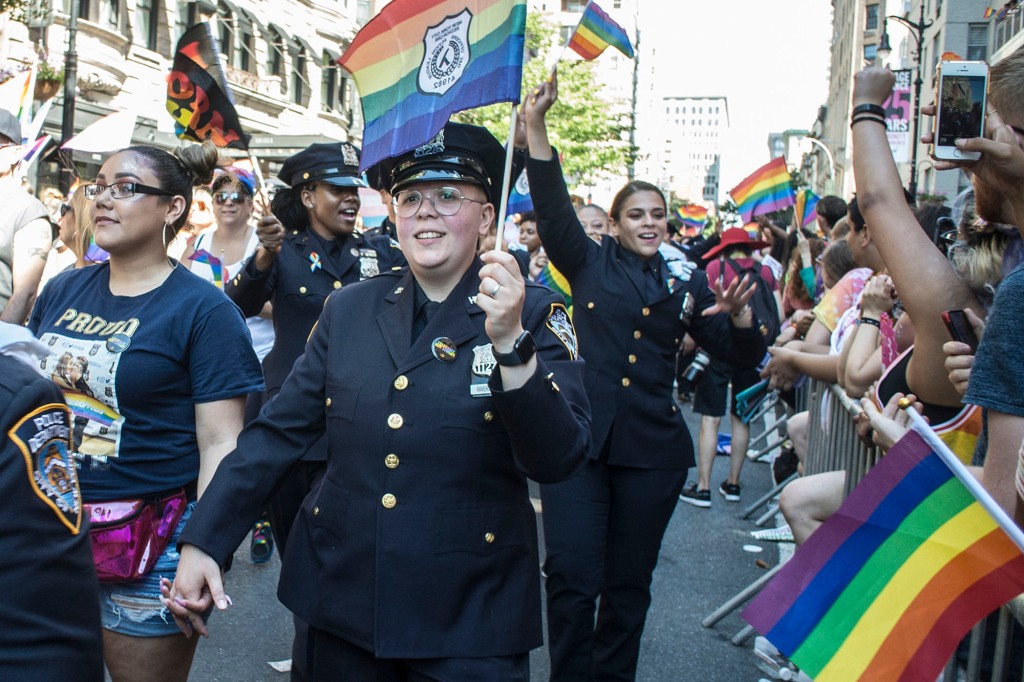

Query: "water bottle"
<box><xmin>683</xmin><ymin>349</ymin><xmax>711</xmax><ymax>383</ymax></box>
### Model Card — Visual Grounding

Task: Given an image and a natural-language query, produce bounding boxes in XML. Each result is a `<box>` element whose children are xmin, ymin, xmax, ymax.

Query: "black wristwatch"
<box><xmin>492</xmin><ymin>331</ymin><xmax>537</xmax><ymax>367</ymax></box>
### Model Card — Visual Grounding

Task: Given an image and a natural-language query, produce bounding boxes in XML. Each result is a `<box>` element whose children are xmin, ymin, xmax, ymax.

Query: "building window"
<box><xmin>217</xmin><ymin>2</ymin><xmax>234</xmax><ymax>59</ymax></box>
<box><xmin>864</xmin><ymin>43</ymin><xmax>877</xmax><ymax>62</ymax></box>
<box><xmin>321</xmin><ymin>51</ymin><xmax>338</xmax><ymax>111</ymax></box>
<box><xmin>292</xmin><ymin>46</ymin><xmax>306</xmax><ymax>104</ymax></box>
<box><xmin>98</xmin><ymin>0</ymin><xmax>120</xmax><ymax>31</ymax></box>
<box><xmin>236</xmin><ymin>21</ymin><xmax>254</xmax><ymax>71</ymax></box>
<box><xmin>268</xmin><ymin>29</ymin><xmax>285</xmax><ymax>77</ymax></box>
<box><xmin>866</xmin><ymin>4</ymin><xmax>879</xmax><ymax>31</ymax></box>
<box><xmin>174</xmin><ymin>2</ymin><xmax>196</xmax><ymax>44</ymax></box>
<box><xmin>561</xmin><ymin>0</ymin><xmax>586</xmax><ymax>10</ymax></box>
<box><xmin>967</xmin><ymin>23</ymin><xmax>987</xmax><ymax>61</ymax></box>
<box><xmin>133</xmin><ymin>0</ymin><xmax>158</xmax><ymax>50</ymax></box>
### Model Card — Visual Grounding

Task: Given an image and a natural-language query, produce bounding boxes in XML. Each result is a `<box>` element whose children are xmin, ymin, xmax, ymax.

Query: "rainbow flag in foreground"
<box><xmin>675</xmin><ymin>205</ymin><xmax>707</xmax><ymax>229</ymax></box>
<box><xmin>568</xmin><ymin>1</ymin><xmax>634</xmax><ymax>60</ymax></box>
<box><xmin>536</xmin><ymin>263</ymin><xmax>572</xmax><ymax>314</ymax></box>
<box><xmin>795</xmin><ymin>189</ymin><xmax>820</xmax><ymax>229</ymax></box>
<box><xmin>743</xmin><ymin>417</ymin><xmax>1024</xmax><ymax>682</ymax></box>
<box><xmin>340</xmin><ymin>0</ymin><xmax>526</xmax><ymax>172</ymax></box>
<box><xmin>729</xmin><ymin>157</ymin><xmax>796</xmax><ymax>224</ymax></box>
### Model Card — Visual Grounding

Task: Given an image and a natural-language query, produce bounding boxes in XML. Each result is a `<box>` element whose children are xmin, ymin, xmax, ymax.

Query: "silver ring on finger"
<box><xmin>489</xmin><ymin>283</ymin><xmax>501</xmax><ymax>297</ymax></box>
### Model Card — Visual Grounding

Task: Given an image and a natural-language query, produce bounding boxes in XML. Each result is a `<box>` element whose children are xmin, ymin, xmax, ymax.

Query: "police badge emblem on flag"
<box><xmin>8</xmin><ymin>404</ymin><xmax>83</xmax><ymax>533</ymax></box>
<box><xmin>418</xmin><ymin>9</ymin><xmax>472</xmax><ymax>97</ymax></box>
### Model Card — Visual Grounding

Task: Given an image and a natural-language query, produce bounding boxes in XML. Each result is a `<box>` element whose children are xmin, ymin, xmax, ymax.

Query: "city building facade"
<box><xmin>657</xmin><ymin>95</ymin><xmax>727</xmax><ymax>207</ymax></box>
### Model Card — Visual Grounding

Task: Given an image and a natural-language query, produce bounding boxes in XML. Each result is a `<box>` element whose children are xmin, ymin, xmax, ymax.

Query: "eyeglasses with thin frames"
<box><xmin>392</xmin><ymin>187</ymin><xmax>485</xmax><ymax>219</ymax></box>
<box><xmin>83</xmin><ymin>182</ymin><xmax>174</xmax><ymax>201</ymax></box>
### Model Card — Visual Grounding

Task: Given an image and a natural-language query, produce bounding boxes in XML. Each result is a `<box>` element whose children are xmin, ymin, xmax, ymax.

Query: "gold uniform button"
<box><xmin>325</xmin><ymin>397</ymin><xmax>332</xmax><ymax>408</ymax></box>
<box><xmin>385</xmin><ymin>454</ymin><xmax>400</xmax><ymax>469</ymax></box>
<box><xmin>382</xmin><ymin>494</ymin><xmax>396</xmax><ymax>509</ymax></box>
<box><xmin>388</xmin><ymin>413</ymin><xmax>404</xmax><ymax>429</ymax></box>
<box><xmin>334</xmin><ymin>281</ymin><xmax>342</xmax><ymax>289</ymax></box>
<box><xmin>622</xmin><ymin>377</ymin><xmax>631</xmax><ymax>387</ymax></box>
<box><xmin>299</xmin><ymin>286</ymin><xmax>307</xmax><ymax>294</ymax></box>
<box><xmin>484</xmin><ymin>532</ymin><xmax>495</xmax><ymax>544</ymax></box>
<box><xmin>313</xmin><ymin>506</ymin><xmax>320</xmax><ymax>516</ymax></box>
<box><xmin>633</xmin><ymin>330</ymin><xmax>642</xmax><ymax>340</ymax></box>
<box><xmin>483</xmin><ymin>411</ymin><xmax>494</xmax><ymax>423</ymax></box>
<box><xmin>587</xmin><ymin>302</ymin><xmax>595</xmax><ymax>310</ymax></box>
<box><xmin>628</xmin><ymin>354</ymin><xmax>637</xmax><ymax>364</ymax></box>
<box><xmin>394</xmin><ymin>375</ymin><xmax>409</xmax><ymax>391</ymax></box>
<box><xmin>642</xmin><ymin>307</ymin><xmax>651</xmax><ymax>316</ymax></box>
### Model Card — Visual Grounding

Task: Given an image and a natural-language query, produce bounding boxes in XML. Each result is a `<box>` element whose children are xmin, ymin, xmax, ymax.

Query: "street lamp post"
<box><xmin>876</xmin><ymin>2</ymin><xmax>933</xmax><ymax>201</ymax></box>
<box><xmin>59</xmin><ymin>0</ymin><xmax>79</xmax><ymax>195</ymax></box>
<box><xmin>805</xmin><ymin>137</ymin><xmax>835</xmax><ymax>194</ymax></box>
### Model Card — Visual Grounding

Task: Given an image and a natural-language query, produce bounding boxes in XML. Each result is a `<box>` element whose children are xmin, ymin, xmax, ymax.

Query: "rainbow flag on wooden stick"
<box><xmin>340</xmin><ymin>0</ymin><xmax>527</xmax><ymax>171</ymax></box>
<box><xmin>568</xmin><ymin>1</ymin><xmax>634</xmax><ymax>60</ymax></box>
<box><xmin>675</xmin><ymin>205</ymin><xmax>707</xmax><ymax>229</ymax></box>
<box><xmin>729</xmin><ymin>157</ymin><xmax>796</xmax><ymax>224</ymax></box>
<box><xmin>743</xmin><ymin>413</ymin><xmax>1024</xmax><ymax>682</ymax></box>
<box><xmin>795</xmin><ymin>189</ymin><xmax>819</xmax><ymax>229</ymax></box>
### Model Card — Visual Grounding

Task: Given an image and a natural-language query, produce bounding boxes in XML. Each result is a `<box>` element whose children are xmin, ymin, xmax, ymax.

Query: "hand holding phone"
<box><xmin>941</xmin><ymin>309</ymin><xmax>980</xmax><ymax>353</ymax></box>
<box><xmin>931</xmin><ymin>61</ymin><xmax>989</xmax><ymax>162</ymax></box>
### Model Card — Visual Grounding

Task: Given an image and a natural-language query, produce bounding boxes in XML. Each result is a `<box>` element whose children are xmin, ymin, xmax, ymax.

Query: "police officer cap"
<box><xmin>383</xmin><ymin>123</ymin><xmax>504</xmax><ymax>205</ymax></box>
<box><xmin>280</xmin><ymin>141</ymin><xmax>367</xmax><ymax>188</ymax></box>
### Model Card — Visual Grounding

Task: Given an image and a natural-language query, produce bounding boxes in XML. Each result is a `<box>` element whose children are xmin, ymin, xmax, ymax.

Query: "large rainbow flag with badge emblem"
<box><xmin>743</xmin><ymin>417</ymin><xmax>1024</xmax><ymax>682</ymax></box>
<box><xmin>340</xmin><ymin>0</ymin><xmax>527</xmax><ymax>172</ymax></box>
<box><xmin>729</xmin><ymin>157</ymin><xmax>796</xmax><ymax>224</ymax></box>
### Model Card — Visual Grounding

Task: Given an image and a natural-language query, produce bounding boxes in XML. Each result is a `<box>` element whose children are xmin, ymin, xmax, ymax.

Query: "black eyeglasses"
<box><xmin>83</xmin><ymin>182</ymin><xmax>174</xmax><ymax>201</ymax></box>
<box><xmin>392</xmin><ymin>186</ymin><xmax>485</xmax><ymax>218</ymax></box>
<box><xmin>213</xmin><ymin>191</ymin><xmax>247</xmax><ymax>205</ymax></box>
<box><xmin>59</xmin><ymin>203</ymin><xmax>72</xmax><ymax>217</ymax></box>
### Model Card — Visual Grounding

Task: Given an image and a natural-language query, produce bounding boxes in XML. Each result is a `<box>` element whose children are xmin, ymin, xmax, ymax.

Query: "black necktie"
<box><xmin>413</xmin><ymin>299</ymin><xmax>440</xmax><ymax>341</ymax></box>
<box><xmin>645</xmin><ymin>261</ymin><xmax>662</xmax><ymax>299</ymax></box>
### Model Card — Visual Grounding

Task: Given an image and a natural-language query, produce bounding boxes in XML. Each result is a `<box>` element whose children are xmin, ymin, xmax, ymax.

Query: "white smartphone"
<box><xmin>931</xmin><ymin>60</ymin><xmax>989</xmax><ymax>161</ymax></box>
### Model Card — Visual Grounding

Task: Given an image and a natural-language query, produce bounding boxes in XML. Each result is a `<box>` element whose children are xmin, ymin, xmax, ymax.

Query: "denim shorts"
<box><xmin>97</xmin><ymin>501</ymin><xmax>196</xmax><ymax>637</ymax></box>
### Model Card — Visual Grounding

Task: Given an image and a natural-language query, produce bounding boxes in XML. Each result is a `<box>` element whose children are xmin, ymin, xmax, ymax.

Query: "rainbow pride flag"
<box><xmin>983</xmin><ymin>6</ymin><xmax>996</xmax><ymax>18</ymax></box>
<box><xmin>340</xmin><ymin>0</ymin><xmax>526</xmax><ymax>172</ymax></box>
<box><xmin>675</xmin><ymin>204</ymin><xmax>707</xmax><ymax>229</ymax></box>
<box><xmin>536</xmin><ymin>262</ymin><xmax>572</xmax><ymax>314</ymax></box>
<box><xmin>743</xmin><ymin>422</ymin><xmax>1024</xmax><ymax>682</ymax></box>
<box><xmin>729</xmin><ymin>157</ymin><xmax>796</xmax><ymax>224</ymax></box>
<box><xmin>742</xmin><ymin>222</ymin><xmax>760</xmax><ymax>239</ymax></box>
<box><xmin>795</xmin><ymin>189</ymin><xmax>819</xmax><ymax>229</ymax></box>
<box><xmin>190</xmin><ymin>249</ymin><xmax>224</xmax><ymax>289</ymax></box>
<box><xmin>568</xmin><ymin>1</ymin><xmax>634</xmax><ymax>60</ymax></box>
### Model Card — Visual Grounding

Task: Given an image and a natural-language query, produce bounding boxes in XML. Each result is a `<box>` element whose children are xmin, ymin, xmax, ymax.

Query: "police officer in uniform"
<box><xmin>165</xmin><ymin>122</ymin><xmax>592</xmax><ymax>680</ymax></box>
<box><xmin>524</xmin><ymin>75</ymin><xmax>766</xmax><ymax>680</ymax></box>
<box><xmin>226</xmin><ymin>141</ymin><xmax>406</xmax><ymax>552</ymax></box>
<box><xmin>0</xmin><ymin>324</ymin><xmax>102</xmax><ymax>680</ymax></box>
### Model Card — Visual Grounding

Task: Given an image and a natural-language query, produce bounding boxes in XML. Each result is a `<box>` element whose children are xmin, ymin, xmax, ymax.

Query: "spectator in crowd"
<box><xmin>815</xmin><ymin>195</ymin><xmax>848</xmax><ymax>239</ymax></box>
<box><xmin>0</xmin><ymin>109</ymin><xmax>53</xmax><ymax>325</ymax></box>
<box><xmin>0</xmin><ymin>321</ymin><xmax>103</xmax><ymax>680</ymax></box>
<box><xmin>167</xmin><ymin>186</ymin><xmax>213</xmax><ymax>260</ymax></box>
<box><xmin>27</xmin><ymin>138</ymin><xmax>263</xmax><ymax>681</ymax></box>
<box><xmin>577</xmin><ymin>203</ymin><xmax>610</xmax><ymax>242</ymax></box>
<box><xmin>524</xmin><ymin>72</ymin><xmax>763</xmax><ymax>681</ymax></box>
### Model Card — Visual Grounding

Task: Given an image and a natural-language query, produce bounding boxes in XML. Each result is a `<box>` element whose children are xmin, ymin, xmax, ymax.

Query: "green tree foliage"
<box><xmin>454</xmin><ymin>12</ymin><xmax>631</xmax><ymax>188</ymax></box>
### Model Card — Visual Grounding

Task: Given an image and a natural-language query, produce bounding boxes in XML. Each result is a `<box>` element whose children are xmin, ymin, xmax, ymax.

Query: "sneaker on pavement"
<box><xmin>679</xmin><ymin>483</ymin><xmax>711</xmax><ymax>508</ymax></box>
<box><xmin>750</xmin><ymin>524</ymin><xmax>795</xmax><ymax>543</ymax></box>
<box><xmin>250</xmin><ymin>519</ymin><xmax>274</xmax><ymax>564</ymax></box>
<box><xmin>719</xmin><ymin>481</ymin><xmax>742</xmax><ymax>502</ymax></box>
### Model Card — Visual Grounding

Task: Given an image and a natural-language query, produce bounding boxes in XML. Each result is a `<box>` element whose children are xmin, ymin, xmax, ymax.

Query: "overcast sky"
<box><xmin>645</xmin><ymin>0</ymin><xmax>834</xmax><ymax>192</ymax></box>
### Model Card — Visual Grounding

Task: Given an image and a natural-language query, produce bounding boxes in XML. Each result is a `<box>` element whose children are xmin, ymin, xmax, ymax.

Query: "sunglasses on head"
<box><xmin>213</xmin><ymin>191</ymin><xmax>247</xmax><ymax>205</ymax></box>
<box><xmin>60</xmin><ymin>203</ymin><xmax>72</xmax><ymax>217</ymax></box>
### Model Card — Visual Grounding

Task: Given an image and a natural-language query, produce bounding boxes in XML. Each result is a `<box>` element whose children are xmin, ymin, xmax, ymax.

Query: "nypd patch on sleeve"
<box><xmin>546</xmin><ymin>303</ymin><xmax>579</xmax><ymax>361</ymax></box>
<box><xmin>8</xmin><ymin>403</ymin><xmax>82</xmax><ymax>534</ymax></box>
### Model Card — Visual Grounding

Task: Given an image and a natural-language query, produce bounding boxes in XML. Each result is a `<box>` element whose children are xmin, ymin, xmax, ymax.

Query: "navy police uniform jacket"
<box><xmin>180</xmin><ymin>260</ymin><xmax>592</xmax><ymax>658</ymax></box>
<box><xmin>227</xmin><ymin>228</ymin><xmax>406</xmax><ymax>397</ymax></box>
<box><xmin>530</xmin><ymin>155</ymin><xmax>766</xmax><ymax>471</ymax></box>
<box><xmin>0</xmin><ymin>355</ymin><xmax>102</xmax><ymax>679</ymax></box>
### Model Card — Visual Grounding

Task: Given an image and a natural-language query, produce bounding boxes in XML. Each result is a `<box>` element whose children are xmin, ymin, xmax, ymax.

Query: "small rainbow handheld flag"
<box><xmin>729</xmin><ymin>157</ymin><xmax>796</xmax><ymax>224</ymax></box>
<box><xmin>189</xmin><ymin>248</ymin><xmax>224</xmax><ymax>289</ymax></box>
<box><xmin>795</xmin><ymin>189</ymin><xmax>820</xmax><ymax>229</ymax></box>
<box><xmin>675</xmin><ymin>205</ymin><xmax>707</xmax><ymax>230</ymax></box>
<box><xmin>536</xmin><ymin>262</ymin><xmax>572</xmax><ymax>313</ymax></box>
<box><xmin>340</xmin><ymin>0</ymin><xmax>527</xmax><ymax>172</ymax></box>
<box><xmin>568</xmin><ymin>1</ymin><xmax>635</xmax><ymax>60</ymax></box>
<box><xmin>743</xmin><ymin>414</ymin><xmax>1024</xmax><ymax>682</ymax></box>
<box><xmin>983</xmin><ymin>6</ymin><xmax>996</xmax><ymax>18</ymax></box>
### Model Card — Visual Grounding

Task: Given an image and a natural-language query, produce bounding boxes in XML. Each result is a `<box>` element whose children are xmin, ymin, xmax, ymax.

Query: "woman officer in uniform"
<box><xmin>226</xmin><ymin>141</ymin><xmax>405</xmax><ymax>553</ymax></box>
<box><xmin>524</xmin><ymin>73</ymin><xmax>767</xmax><ymax>680</ymax></box>
<box><xmin>165</xmin><ymin>122</ymin><xmax>592</xmax><ymax>680</ymax></box>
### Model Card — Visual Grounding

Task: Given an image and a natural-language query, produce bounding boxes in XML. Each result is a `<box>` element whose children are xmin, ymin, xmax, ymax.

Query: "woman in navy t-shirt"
<box><xmin>29</xmin><ymin>139</ymin><xmax>263</xmax><ymax>681</ymax></box>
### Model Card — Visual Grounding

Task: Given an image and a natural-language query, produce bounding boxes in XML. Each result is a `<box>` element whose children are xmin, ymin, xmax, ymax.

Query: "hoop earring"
<box><xmin>163</xmin><ymin>222</ymin><xmax>177</xmax><ymax>268</ymax></box>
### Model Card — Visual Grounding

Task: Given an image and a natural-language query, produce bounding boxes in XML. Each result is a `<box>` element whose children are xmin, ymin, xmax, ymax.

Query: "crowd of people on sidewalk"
<box><xmin>4</xmin><ymin>46</ymin><xmax>1024</xmax><ymax>681</ymax></box>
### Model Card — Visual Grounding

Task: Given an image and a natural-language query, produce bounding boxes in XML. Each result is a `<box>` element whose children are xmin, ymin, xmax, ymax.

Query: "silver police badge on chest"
<box><xmin>359</xmin><ymin>255</ymin><xmax>379</xmax><ymax>279</ymax></box>
<box><xmin>470</xmin><ymin>343</ymin><xmax>495</xmax><ymax>397</ymax></box>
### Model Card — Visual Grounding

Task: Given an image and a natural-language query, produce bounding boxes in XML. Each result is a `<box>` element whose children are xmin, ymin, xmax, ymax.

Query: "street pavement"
<box><xmin>189</xmin><ymin>402</ymin><xmax>787</xmax><ymax>681</ymax></box>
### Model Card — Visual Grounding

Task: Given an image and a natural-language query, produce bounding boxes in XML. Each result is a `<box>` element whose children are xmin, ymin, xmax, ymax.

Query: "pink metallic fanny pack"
<box><xmin>83</xmin><ymin>489</ymin><xmax>187</xmax><ymax>583</ymax></box>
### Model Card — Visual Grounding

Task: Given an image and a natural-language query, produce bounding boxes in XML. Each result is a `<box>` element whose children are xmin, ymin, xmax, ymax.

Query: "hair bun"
<box><xmin>173</xmin><ymin>138</ymin><xmax>221</xmax><ymax>187</ymax></box>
